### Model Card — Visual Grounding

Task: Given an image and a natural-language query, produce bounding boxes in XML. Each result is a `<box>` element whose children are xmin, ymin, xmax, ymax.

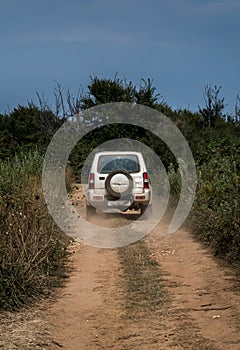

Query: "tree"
<box><xmin>67</xmin><ymin>75</ymin><xmax>167</xmax><ymax>176</ymax></box>
<box><xmin>80</xmin><ymin>75</ymin><xmax>135</xmax><ymax>109</ymax></box>
<box><xmin>234</xmin><ymin>94</ymin><xmax>240</xmax><ymax>123</ymax></box>
<box><xmin>198</xmin><ymin>85</ymin><xmax>225</xmax><ymax>128</ymax></box>
<box><xmin>134</xmin><ymin>78</ymin><xmax>160</xmax><ymax>107</ymax></box>
<box><xmin>79</xmin><ymin>75</ymin><xmax>162</xmax><ymax>110</ymax></box>
<box><xmin>0</xmin><ymin>104</ymin><xmax>62</xmax><ymax>158</ymax></box>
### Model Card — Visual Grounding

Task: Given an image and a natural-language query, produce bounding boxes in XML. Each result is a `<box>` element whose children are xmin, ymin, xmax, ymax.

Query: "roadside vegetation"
<box><xmin>192</xmin><ymin>142</ymin><xmax>240</xmax><ymax>265</ymax></box>
<box><xmin>0</xmin><ymin>75</ymin><xmax>239</xmax><ymax>310</ymax></box>
<box><xmin>0</xmin><ymin>151</ymin><xmax>70</xmax><ymax>310</ymax></box>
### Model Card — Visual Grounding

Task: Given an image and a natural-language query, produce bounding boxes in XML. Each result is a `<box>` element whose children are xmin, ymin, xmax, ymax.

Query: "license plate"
<box><xmin>108</xmin><ymin>200</ymin><xmax>131</xmax><ymax>207</ymax></box>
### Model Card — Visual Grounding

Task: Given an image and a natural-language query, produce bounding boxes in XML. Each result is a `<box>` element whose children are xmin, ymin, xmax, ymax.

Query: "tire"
<box><xmin>86</xmin><ymin>204</ymin><xmax>96</xmax><ymax>221</ymax></box>
<box><xmin>105</xmin><ymin>170</ymin><xmax>133</xmax><ymax>199</ymax></box>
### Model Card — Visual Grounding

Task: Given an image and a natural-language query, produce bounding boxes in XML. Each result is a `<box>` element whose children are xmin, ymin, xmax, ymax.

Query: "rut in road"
<box><xmin>46</xmin><ymin>192</ymin><xmax>240</xmax><ymax>350</ymax></box>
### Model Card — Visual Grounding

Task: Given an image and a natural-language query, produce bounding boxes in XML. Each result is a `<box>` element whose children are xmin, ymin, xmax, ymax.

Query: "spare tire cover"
<box><xmin>105</xmin><ymin>170</ymin><xmax>133</xmax><ymax>198</ymax></box>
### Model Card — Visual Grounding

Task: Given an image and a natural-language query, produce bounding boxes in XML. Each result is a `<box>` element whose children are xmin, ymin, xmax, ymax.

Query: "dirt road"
<box><xmin>46</xmin><ymin>188</ymin><xmax>240</xmax><ymax>350</ymax></box>
<box><xmin>1</xmin><ymin>187</ymin><xmax>239</xmax><ymax>349</ymax></box>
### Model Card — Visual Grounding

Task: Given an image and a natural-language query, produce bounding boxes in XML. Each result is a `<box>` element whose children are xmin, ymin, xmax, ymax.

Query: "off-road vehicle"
<box><xmin>85</xmin><ymin>151</ymin><xmax>152</xmax><ymax>220</ymax></box>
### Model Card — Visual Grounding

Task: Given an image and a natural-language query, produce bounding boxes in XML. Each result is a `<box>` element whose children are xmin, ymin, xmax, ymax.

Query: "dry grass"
<box><xmin>0</xmin><ymin>151</ymin><xmax>70</xmax><ymax>311</ymax></box>
<box><xmin>0</xmin><ymin>300</ymin><xmax>51</xmax><ymax>350</ymax></box>
<box><xmin>118</xmin><ymin>239</ymin><xmax>168</xmax><ymax>318</ymax></box>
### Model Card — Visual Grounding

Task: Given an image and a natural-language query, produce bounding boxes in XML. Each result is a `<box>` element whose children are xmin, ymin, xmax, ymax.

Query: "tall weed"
<box><xmin>0</xmin><ymin>151</ymin><xmax>70</xmax><ymax>310</ymax></box>
<box><xmin>192</xmin><ymin>151</ymin><xmax>240</xmax><ymax>265</ymax></box>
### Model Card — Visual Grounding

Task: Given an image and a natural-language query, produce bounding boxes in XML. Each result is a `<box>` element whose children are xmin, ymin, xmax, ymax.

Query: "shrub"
<box><xmin>0</xmin><ymin>151</ymin><xmax>70</xmax><ymax>310</ymax></box>
<box><xmin>191</xmin><ymin>150</ymin><xmax>240</xmax><ymax>265</ymax></box>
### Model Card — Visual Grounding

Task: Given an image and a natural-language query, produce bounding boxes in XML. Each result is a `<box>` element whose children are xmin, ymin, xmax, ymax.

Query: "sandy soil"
<box><xmin>1</xmin><ymin>185</ymin><xmax>239</xmax><ymax>349</ymax></box>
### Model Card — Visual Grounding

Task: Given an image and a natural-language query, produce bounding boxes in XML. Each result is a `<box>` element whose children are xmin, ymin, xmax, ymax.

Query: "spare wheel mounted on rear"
<box><xmin>105</xmin><ymin>170</ymin><xmax>133</xmax><ymax>198</ymax></box>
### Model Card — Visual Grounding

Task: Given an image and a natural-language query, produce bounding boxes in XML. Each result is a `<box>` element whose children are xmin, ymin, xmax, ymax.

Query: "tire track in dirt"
<box><xmin>47</xmin><ymin>242</ymin><xmax>214</xmax><ymax>350</ymax></box>
<box><xmin>47</xmin><ymin>243</ymin><xmax>124</xmax><ymax>349</ymax></box>
<box><xmin>146</xmin><ymin>218</ymin><xmax>240</xmax><ymax>350</ymax></box>
<box><xmin>46</xmin><ymin>187</ymin><xmax>240</xmax><ymax>349</ymax></box>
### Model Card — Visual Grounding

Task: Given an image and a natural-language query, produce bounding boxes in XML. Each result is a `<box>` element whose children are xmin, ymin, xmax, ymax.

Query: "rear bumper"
<box><xmin>86</xmin><ymin>189</ymin><xmax>151</xmax><ymax>210</ymax></box>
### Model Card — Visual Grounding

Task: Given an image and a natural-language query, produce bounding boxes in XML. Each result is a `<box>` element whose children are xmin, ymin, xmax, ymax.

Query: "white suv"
<box><xmin>85</xmin><ymin>151</ymin><xmax>152</xmax><ymax>219</ymax></box>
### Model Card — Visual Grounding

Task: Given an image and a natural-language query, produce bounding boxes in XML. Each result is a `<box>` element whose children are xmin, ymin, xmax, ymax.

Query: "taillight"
<box><xmin>143</xmin><ymin>172</ymin><xmax>149</xmax><ymax>189</ymax></box>
<box><xmin>89</xmin><ymin>173</ymin><xmax>95</xmax><ymax>189</ymax></box>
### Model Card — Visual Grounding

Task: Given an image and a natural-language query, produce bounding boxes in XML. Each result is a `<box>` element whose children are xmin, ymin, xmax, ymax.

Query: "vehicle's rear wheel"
<box><xmin>86</xmin><ymin>204</ymin><xmax>96</xmax><ymax>221</ymax></box>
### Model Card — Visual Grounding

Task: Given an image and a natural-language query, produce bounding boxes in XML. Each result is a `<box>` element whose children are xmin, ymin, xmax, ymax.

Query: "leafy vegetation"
<box><xmin>191</xmin><ymin>142</ymin><xmax>240</xmax><ymax>264</ymax></box>
<box><xmin>0</xmin><ymin>104</ymin><xmax>62</xmax><ymax>160</ymax></box>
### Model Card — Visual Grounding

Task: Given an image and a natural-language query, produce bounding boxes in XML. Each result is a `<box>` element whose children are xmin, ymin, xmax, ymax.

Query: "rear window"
<box><xmin>98</xmin><ymin>155</ymin><xmax>139</xmax><ymax>174</ymax></box>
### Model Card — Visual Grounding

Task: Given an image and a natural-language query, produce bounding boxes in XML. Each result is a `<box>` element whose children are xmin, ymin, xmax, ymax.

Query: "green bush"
<box><xmin>192</xmin><ymin>150</ymin><xmax>240</xmax><ymax>265</ymax></box>
<box><xmin>0</xmin><ymin>151</ymin><xmax>70</xmax><ymax>310</ymax></box>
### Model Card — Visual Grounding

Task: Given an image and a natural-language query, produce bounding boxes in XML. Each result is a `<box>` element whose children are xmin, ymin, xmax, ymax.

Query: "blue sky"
<box><xmin>0</xmin><ymin>0</ymin><xmax>239</xmax><ymax>114</ymax></box>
